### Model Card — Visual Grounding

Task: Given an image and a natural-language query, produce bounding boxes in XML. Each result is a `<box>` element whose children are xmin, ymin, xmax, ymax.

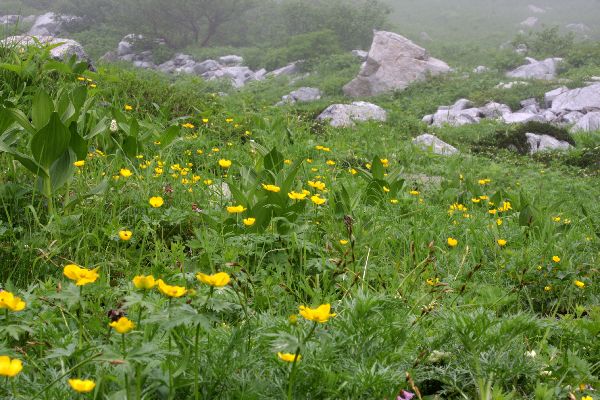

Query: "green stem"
<box><xmin>121</xmin><ymin>334</ymin><xmax>126</xmax><ymax>357</ymax></box>
<box><xmin>168</xmin><ymin>298</ymin><xmax>173</xmax><ymax>400</ymax></box>
<box><xmin>43</xmin><ymin>176</ymin><xmax>54</xmax><ymax>216</ymax></box>
<box><xmin>287</xmin><ymin>322</ymin><xmax>318</xmax><ymax>400</ymax></box>
<box><xmin>194</xmin><ymin>323</ymin><xmax>201</xmax><ymax>400</ymax></box>
<box><xmin>136</xmin><ymin>292</ymin><xmax>146</xmax><ymax>327</ymax></box>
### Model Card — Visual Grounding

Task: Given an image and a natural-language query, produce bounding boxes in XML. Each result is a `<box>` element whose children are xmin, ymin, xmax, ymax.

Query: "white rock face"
<box><xmin>28</xmin><ymin>12</ymin><xmax>80</xmax><ymax>37</ymax></box>
<box><xmin>551</xmin><ymin>84</ymin><xmax>600</xmax><ymax>113</ymax></box>
<box><xmin>520</xmin><ymin>17</ymin><xmax>539</xmax><ymax>27</ymax></box>
<box><xmin>412</xmin><ymin>134</ymin><xmax>458</xmax><ymax>155</ymax></box>
<box><xmin>571</xmin><ymin>112</ymin><xmax>600</xmax><ymax>132</ymax></box>
<box><xmin>1</xmin><ymin>35</ymin><xmax>91</xmax><ymax>67</ymax></box>
<box><xmin>343</xmin><ymin>30</ymin><xmax>450</xmax><ymax>97</ymax></box>
<box><xmin>218</xmin><ymin>55</ymin><xmax>243</xmax><ymax>66</ymax></box>
<box><xmin>277</xmin><ymin>87</ymin><xmax>322</xmax><ymax>105</ymax></box>
<box><xmin>430</xmin><ymin>99</ymin><xmax>483</xmax><ymax>127</ymax></box>
<box><xmin>544</xmin><ymin>86</ymin><xmax>569</xmax><ymax>108</ymax></box>
<box><xmin>525</xmin><ymin>133</ymin><xmax>572</xmax><ymax>153</ymax></box>
<box><xmin>502</xmin><ymin>112</ymin><xmax>546</xmax><ymax>124</ymax></box>
<box><xmin>507</xmin><ymin>58</ymin><xmax>562</xmax><ymax>80</ymax></box>
<box><xmin>480</xmin><ymin>102</ymin><xmax>512</xmax><ymax>118</ymax></box>
<box><xmin>317</xmin><ymin>102</ymin><xmax>387</xmax><ymax>127</ymax></box>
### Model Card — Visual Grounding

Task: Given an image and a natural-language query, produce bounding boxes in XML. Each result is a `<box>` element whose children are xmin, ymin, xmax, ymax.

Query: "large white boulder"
<box><xmin>502</xmin><ymin>112</ymin><xmax>546</xmax><ymax>124</ymax></box>
<box><xmin>551</xmin><ymin>83</ymin><xmax>600</xmax><ymax>113</ymax></box>
<box><xmin>1</xmin><ymin>35</ymin><xmax>91</xmax><ymax>67</ymax></box>
<box><xmin>544</xmin><ymin>86</ymin><xmax>569</xmax><ymax>108</ymax></box>
<box><xmin>343</xmin><ymin>30</ymin><xmax>450</xmax><ymax>97</ymax></box>
<box><xmin>525</xmin><ymin>133</ymin><xmax>572</xmax><ymax>154</ymax></box>
<box><xmin>317</xmin><ymin>102</ymin><xmax>387</xmax><ymax>127</ymax></box>
<box><xmin>28</xmin><ymin>12</ymin><xmax>80</xmax><ymax>37</ymax></box>
<box><xmin>507</xmin><ymin>58</ymin><xmax>562</xmax><ymax>80</ymax></box>
<box><xmin>571</xmin><ymin>112</ymin><xmax>600</xmax><ymax>132</ymax></box>
<box><xmin>412</xmin><ymin>134</ymin><xmax>458</xmax><ymax>155</ymax></box>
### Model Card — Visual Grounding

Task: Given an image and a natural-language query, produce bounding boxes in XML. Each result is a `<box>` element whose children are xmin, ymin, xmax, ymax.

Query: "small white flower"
<box><xmin>525</xmin><ymin>350</ymin><xmax>536</xmax><ymax>358</ymax></box>
<box><xmin>110</xmin><ymin>119</ymin><xmax>118</xmax><ymax>133</ymax></box>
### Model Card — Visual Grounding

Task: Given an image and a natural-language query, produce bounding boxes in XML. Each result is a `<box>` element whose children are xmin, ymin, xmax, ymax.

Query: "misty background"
<box><xmin>1</xmin><ymin>0</ymin><xmax>599</xmax><ymax>70</ymax></box>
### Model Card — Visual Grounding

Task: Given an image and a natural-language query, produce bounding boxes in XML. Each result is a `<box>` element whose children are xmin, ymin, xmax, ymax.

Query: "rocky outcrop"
<box><xmin>424</xmin><ymin>99</ymin><xmax>483</xmax><ymax>127</ymax></box>
<box><xmin>277</xmin><ymin>87</ymin><xmax>322</xmax><ymax>105</ymax></box>
<box><xmin>525</xmin><ymin>133</ymin><xmax>572</xmax><ymax>153</ymax></box>
<box><xmin>267</xmin><ymin>62</ymin><xmax>302</xmax><ymax>78</ymax></box>
<box><xmin>1</xmin><ymin>35</ymin><xmax>92</xmax><ymax>68</ymax></box>
<box><xmin>343</xmin><ymin>30</ymin><xmax>450</xmax><ymax>97</ymax></box>
<box><xmin>317</xmin><ymin>102</ymin><xmax>387</xmax><ymax>127</ymax></box>
<box><xmin>507</xmin><ymin>57</ymin><xmax>562</xmax><ymax>80</ymax></box>
<box><xmin>351</xmin><ymin>50</ymin><xmax>368</xmax><ymax>61</ymax></box>
<box><xmin>28</xmin><ymin>12</ymin><xmax>80</xmax><ymax>37</ymax></box>
<box><xmin>413</xmin><ymin>134</ymin><xmax>458</xmax><ymax>155</ymax></box>
<box><xmin>572</xmin><ymin>112</ymin><xmax>600</xmax><ymax>132</ymax></box>
<box><xmin>0</xmin><ymin>15</ymin><xmax>35</xmax><ymax>25</ymax></box>
<box><xmin>550</xmin><ymin>83</ymin><xmax>600</xmax><ymax>113</ymax></box>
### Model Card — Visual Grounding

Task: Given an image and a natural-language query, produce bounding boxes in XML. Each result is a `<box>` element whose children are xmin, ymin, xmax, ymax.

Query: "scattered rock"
<box><xmin>412</xmin><ymin>134</ymin><xmax>458</xmax><ymax>155</ymax></box>
<box><xmin>551</xmin><ymin>83</ymin><xmax>600</xmax><ymax>113</ymax></box>
<box><xmin>520</xmin><ymin>17</ymin><xmax>539</xmax><ymax>28</ymax></box>
<box><xmin>525</xmin><ymin>133</ymin><xmax>572</xmax><ymax>153</ymax></box>
<box><xmin>203</xmin><ymin>66</ymin><xmax>260</xmax><ymax>88</ymax></box>
<box><xmin>0</xmin><ymin>15</ymin><xmax>22</xmax><ymax>25</ymax></box>
<box><xmin>562</xmin><ymin>111</ymin><xmax>585</xmax><ymax>124</ymax></box>
<box><xmin>528</xmin><ymin>4</ymin><xmax>546</xmax><ymax>13</ymax></box>
<box><xmin>502</xmin><ymin>112</ymin><xmax>545</xmax><ymax>124</ymax></box>
<box><xmin>343</xmin><ymin>30</ymin><xmax>450</xmax><ymax>97</ymax></box>
<box><xmin>473</xmin><ymin>65</ymin><xmax>489</xmax><ymax>73</ymax></box>
<box><xmin>544</xmin><ymin>86</ymin><xmax>569</xmax><ymax>108</ymax></box>
<box><xmin>351</xmin><ymin>50</ymin><xmax>368</xmax><ymax>61</ymax></box>
<box><xmin>267</xmin><ymin>62</ymin><xmax>302</xmax><ymax>77</ymax></box>
<box><xmin>495</xmin><ymin>81</ymin><xmax>529</xmax><ymax>89</ymax></box>
<box><xmin>565</xmin><ymin>23</ymin><xmax>591</xmax><ymax>34</ymax></box>
<box><xmin>571</xmin><ymin>111</ymin><xmax>600</xmax><ymax>132</ymax></box>
<box><xmin>430</xmin><ymin>99</ymin><xmax>482</xmax><ymax>127</ymax></box>
<box><xmin>317</xmin><ymin>102</ymin><xmax>387</xmax><ymax>127</ymax></box>
<box><xmin>28</xmin><ymin>12</ymin><xmax>80</xmax><ymax>37</ymax></box>
<box><xmin>277</xmin><ymin>87</ymin><xmax>322</xmax><ymax>105</ymax></box>
<box><xmin>218</xmin><ymin>55</ymin><xmax>243</xmax><ymax>66</ymax></box>
<box><xmin>507</xmin><ymin>57</ymin><xmax>562</xmax><ymax>80</ymax></box>
<box><xmin>1</xmin><ymin>35</ymin><xmax>92</xmax><ymax>68</ymax></box>
<box><xmin>480</xmin><ymin>102</ymin><xmax>512</xmax><ymax>118</ymax></box>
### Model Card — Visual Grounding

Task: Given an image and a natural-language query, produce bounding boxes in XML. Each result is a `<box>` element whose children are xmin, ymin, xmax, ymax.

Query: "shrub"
<box><xmin>512</xmin><ymin>27</ymin><xmax>575</xmax><ymax>59</ymax></box>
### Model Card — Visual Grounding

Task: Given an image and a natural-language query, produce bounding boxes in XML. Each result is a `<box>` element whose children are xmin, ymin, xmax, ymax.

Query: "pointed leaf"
<box><xmin>32</xmin><ymin>90</ymin><xmax>54</xmax><ymax>129</ymax></box>
<box><xmin>30</xmin><ymin>113</ymin><xmax>71</xmax><ymax>169</ymax></box>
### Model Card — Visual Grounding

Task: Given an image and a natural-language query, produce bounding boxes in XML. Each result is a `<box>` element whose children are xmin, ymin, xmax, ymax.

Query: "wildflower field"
<box><xmin>0</xmin><ymin>45</ymin><xmax>599</xmax><ymax>400</ymax></box>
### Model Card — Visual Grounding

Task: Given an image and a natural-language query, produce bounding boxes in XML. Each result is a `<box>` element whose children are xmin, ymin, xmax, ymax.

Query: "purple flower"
<box><xmin>397</xmin><ymin>390</ymin><xmax>415</xmax><ymax>400</ymax></box>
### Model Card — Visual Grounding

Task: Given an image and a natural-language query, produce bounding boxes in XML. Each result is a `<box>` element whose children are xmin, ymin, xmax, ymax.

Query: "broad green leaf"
<box><xmin>7</xmin><ymin>108</ymin><xmax>35</xmax><ymax>134</ymax></box>
<box><xmin>159</xmin><ymin>125</ymin><xmax>181</xmax><ymax>149</ymax></box>
<box><xmin>0</xmin><ymin>140</ymin><xmax>48</xmax><ymax>178</ymax></box>
<box><xmin>370</xmin><ymin>157</ymin><xmax>385</xmax><ymax>181</ymax></box>
<box><xmin>30</xmin><ymin>112</ymin><xmax>71</xmax><ymax>169</ymax></box>
<box><xmin>264</xmin><ymin>147</ymin><xmax>284</xmax><ymax>174</ymax></box>
<box><xmin>69</xmin><ymin>123</ymin><xmax>88</xmax><ymax>160</ymax></box>
<box><xmin>32</xmin><ymin>90</ymin><xmax>54</xmax><ymax>129</ymax></box>
<box><xmin>122</xmin><ymin>135</ymin><xmax>141</xmax><ymax>158</ymax></box>
<box><xmin>0</xmin><ymin>107</ymin><xmax>13</xmax><ymax>133</ymax></box>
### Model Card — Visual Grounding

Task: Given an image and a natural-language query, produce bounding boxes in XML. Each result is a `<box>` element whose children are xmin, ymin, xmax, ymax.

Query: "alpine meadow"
<box><xmin>0</xmin><ymin>0</ymin><xmax>599</xmax><ymax>399</ymax></box>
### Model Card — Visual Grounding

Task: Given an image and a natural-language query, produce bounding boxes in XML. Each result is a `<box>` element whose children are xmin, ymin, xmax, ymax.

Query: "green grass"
<box><xmin>0</xmin><ymin>41</ymin><xmax>599</xmax><ymax>400</ymax></box>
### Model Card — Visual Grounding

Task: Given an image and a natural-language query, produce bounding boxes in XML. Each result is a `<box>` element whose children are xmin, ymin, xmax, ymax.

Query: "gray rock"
<box><xmin>1</xmin><ymin>35</ymin><xmax>92</xmax><ymax>67</ymax></box>
<box><xmin>428</xmin><ymin>99</ymin><xmax>482</xmax><ymax>126</ymax></box>
<box><xmin>571</xmin><ymin>111</ymin><xmax>600</xmax><ymax>132</ymax></box>
<box><xmin>254</xmin><ymin>68</ymin><xmax>267</xmax><ymax>80</ymax></box>
<box><xmin>0</xmin><ymin>15</ymin><xmax>22</xmax><ymax>25</ymax></box>
<box><xmin>520</xmin><ymin>17</ymin><xmax>539</xmax><ymax>27</ymax></box>
<box><xmin>566</xmin><ymin>23</ymin><xmax>591</xmax><ymax>34</ymax></box>
<box><xmin>544</xmin><ymin>86</ymin><xmax>569</xmax><ymax>107</ymax></box>
<box><xmin>267</xmin><ymin>62</ymin><xmax>301</xmax><ymax>77</ymax></box>
<box><xmin>343</xmin><ymin>30</ymin><xmax>450</xmax><ymax>97</ymax></box>
<box><xmin>351</xmin><ymin>50</ymin><xmax>368</xmax><ymax>61</ymax></box>
<box><xmin>117</xmin><ymin>34</ymin><xmax>143</xmax><ymax>56</ymax></box>
<box><xmin>495</xmin><ymin>81</ymin><xmax>529</xmax><ymax>89</ymax></box>
<box><xmin>203</xmin><ymin>66</ymin><xmax>258</xmax><ymax>88</ymax></box>
<box><xmin>473</xmin><ymin>65</ymin><xmax>489</xmax><ymax>73</ymax></box>
<box><xmin>278</xmin><ymin>87</ymin><xmax>322</xmax><ymax>105</ymax></box>
<box><xmin>561</xmin><ymin>111</ymin><xmax>584</xmax><ymax>124</ymax></box>
<box><xmin>480</xmin><ymin>102</ymin><xmax>512</xmax><ymax>118</ymax></box>
<box><xmin>28</xmin><ymin>12</ymin><xmax>80</xmax><ymax>37</ymax></box>
<box><xmin>218</xmin><ymin>55</ymin><xmax>243</xmax><ymax>66</ymax></box>
<box><xmin>317</xmin><ymin>102</ymin><xmax>387</xmax><ymax>127</ymax></box>
<box><xmin>412</xmin><ymin>134</ymin><xmax>458</xmax><ymax>155</ymax></box>
<box><xmin>507</xmin><ymin>57</ymin><xmax>562</xmax><ymax>80</ymax></box>
<box><xmin>193</xmin><ymin>59</ymin><xmax>220</xmax><ymax>75</ymax></box>
<box><xmin>525</xmin><ymin>133</ymin><xmax>572</xmax><ymax>153</ymax></box>
<box><xmin>541</xmin><ymin>110</ymin><xmax>558</xmax><ymax>122</ymax></box>
<box><xmin>551</xmin><ymin>83</ymin><xmax>600</xmax><ymax>113</ymax></box>
<box><xmin>502</xmin><ymin>112</ymin><xmax>545</xmax><ymax>124</ymax></box>
<box><xmin>528</xmin><ymin>4</ymin><xmax>546</xmax><ymax>13</ymax></box>
<box><xmin>422</xmin><ymin>114</ymin><xmax>433</xmax><ymax>124</ymax></box>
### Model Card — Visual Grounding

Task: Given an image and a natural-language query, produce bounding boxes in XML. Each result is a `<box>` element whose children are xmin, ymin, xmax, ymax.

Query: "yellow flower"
<box><xmin>202</xmin><ymin>118</ymin><xmax>209</xmax><ymax>123</ymax></box>
<box><xmin>552</xmin><ymin>256</ymin><xmax>560</xmax><ymax>263</ymax></box>
<box><xmin>488</xmin><ymin>209</ymin><xmax>497</xmax><ymax>215</ymax></box>
<box><xmin>226</xmin><ymin>205</ymin><xmax>247</xmax><ymax>214</ymax></box>
<box><xmin>574</xmin><ymin>280</ymin><xmax>585</xmax><ymax>289</ymax></box>
<box><xmin>156</xmin><ymin>279</ymin><xmax>187</xmax><ymax>298</ymax></box>
<box><xmin>120</xmin><ymin>168</ymin><xmax>133</xmax><ymax>178</ymax></box>
<box><xmin>63</xmin><ymin>264</ymin><xmax>99</xmax><ymax>286</ymax></box>
<box><xmin>0</xmin><ymin>291</ymin><xmax>26</xmax><ymax>312</ymax></box>
<box><xmin>218</xmin><ymin>159</ymin><xmax>232</xmax><ymax>168</ymax></box>
<box><xmin>288</xmin><ymin>191</ymin><xmax>308</xmax><ymax>200</ymax></box>
<box><xmin>380</xmin><ymin>158</ymin><xmax>389</xmax><ymax>167</ymax></box>
<box><xmin>262</xmin><ymin>184</ymin><xmax>281</xmax><ymax>193</ymax></box>
<box><xmin>132</xmin><ymin>275</ymin><xmax>156</xmax><ymax>290</ymax></box>
<box><xmin>496</xmin><ymin>218</ymin><xmax>503</xmax><ymax>226</ymax></box>
<box><xmin>182</xmin><ymin>123</ymin><xmax>195</xmax><ymax>129</ymax></box>
<box><xmin>118</xmin><ymin>230</ymin><xmax>132</xmax><ymax>241</ymax></box>
<box><xmin>544</xmin><ymin>285</ymin><xmax>552</xmax><ymax>292</ymax></box>
<box><xmin>77</xmin><ymin>76</ymin><xmax>85</xmax><ymax>81</ymax></box>
<box><xmin>149</xmin><ymin>196</ymin><xmax>164</xmax><ymax>208</ymax></box>
<box><xmin>581</xmin><ymin>396</ymin><xmax>592</xmax><ymax>400</ymax></box>
<box><xmin>310</xmin><ymin>194</ymin><xmax>326</xmax><ymax>205</ymax></box>
<box><xmin>277</xmin><ymin>352</ymin><xmax>301</xmax><ymax>362</ymax></box>
<box><xmin>471</xmin><ymin>198</ymin><xmax>481</xmax><ymax>203</ymax></box>
<box><xmin>383</xmin><ymin>186</ymin><xmax>390</xmax><ymax>193</ymax></box>
<box><xmin>0</xmin><ymin>356</ymin><xmax>23</xmax><ymax>377</ymax></box>
<box><xmin>284</xmin><ymin>159</ymin><xmax>292</xmax><ymax>165</ymax></box>
<box><xmin>308</xmin><ymin>180</ymin><xmax>326</xmax><ymax>191</ymax></box>
<box><xmin>497</xmin><ymin>239</ymin><xmax>507</xmax><ymax>247</ymax></box>
<box><xmin>410</xmin><ymin>190</ymin><xmax>420</xmax><ymax>196</ymax></box>
<box><xmin>339</xmin><ymin>240</ymin><xmax>349</xmax><ymax>245</ymax></box>
<box><xmin>390</xmin><ymin>199</ymin><xmax>399</xmax><ymax>204</ymax></box>
<box><xmin>299</xmin><ymin>304</ymin><xmax>336</xmax><ymax>323</ymax></box>
<box><xmin>447</xmin><ymin>237</ymin><xmax>458</xmax><ymax>247</ymax></box>
<box><xmin>350</xmin><ymin>168</ymin><xmax>358</xmax><ymax>175</ymax></box>
<box><xmin>553</xmin><ymin>216</ymin><xmax>561</xmax><ymax>222</ymax></box>
<box><xmin>326</xmin><ymin>160</ymin><xmax>336</xmax><ymax>166</ymax></box>
<box><xmin>124</xmin><ymin>105</ymin><xmax>133</xmax><ymax>111</ymax></box>
<box><xmin>225</xmin><ymin>118</ymin><xmax>234</xmax><ymax>123</ymax></box>
<box><xmin>498</xmin><ymin>201</ymin><xmax>512</xmax><ymax>212</ymax></box>
<box><xmin>68</xmin><ymin>378</ymin><xmax>96</xmax><ymax>393</ymax></box>
<box><xmin>73</xmin><ymin>160</ymin><xmax>85</xmax><ymax>167</ymax></box>
<box><xmin>243</xmin><ymin>218</ymin><xmax>256</xmax><ymax>226</ymax></box>
<box><xmin>204</xmin><ymin>179</ymin><xmax>213</xmax><ymax>186</ymax></box>
<box><xmin>426</xmin><ymin>277</ymin><xmax>440</xmax><ymax>286</ymax></box>
<box><xmin>196</xmin><ymin>272</ymin><xmax>231</xmax><ymax>288</ymax></box>
<box><xmin>109</xmin><ymin>316</ymin><xmax>135</xmax><ymax>334</ymax></box>
<box><xmin>478</xmin><ymin>178</ymin><xmax>491</xmax><ymax>185</ymax></box>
